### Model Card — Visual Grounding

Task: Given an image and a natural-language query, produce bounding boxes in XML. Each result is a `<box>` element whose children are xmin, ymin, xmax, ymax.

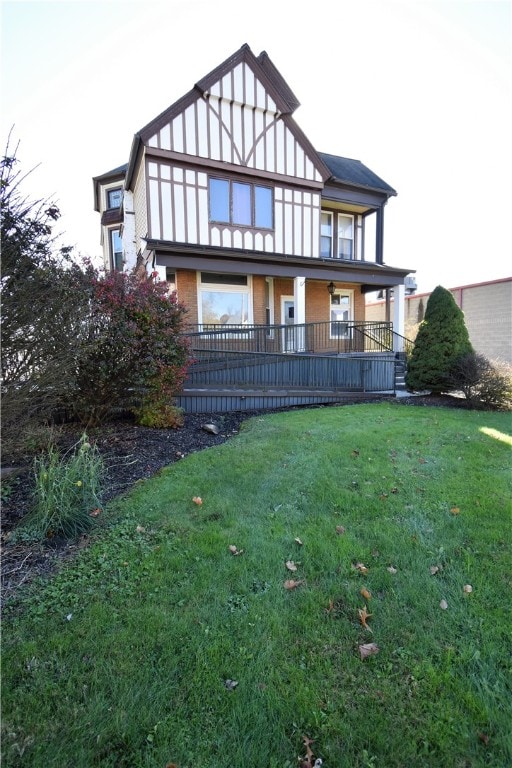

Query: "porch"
<box><xmin>176</xmin><ymin>321</ymin><xmax>413</xmax><ymax>413</ymax></box>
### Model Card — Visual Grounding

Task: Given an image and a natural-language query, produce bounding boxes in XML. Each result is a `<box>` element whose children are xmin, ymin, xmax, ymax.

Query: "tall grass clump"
<box><xmin>24</xmin><ymin>434</ymin><xmax>105</xmax><ymax>540</ymax></box>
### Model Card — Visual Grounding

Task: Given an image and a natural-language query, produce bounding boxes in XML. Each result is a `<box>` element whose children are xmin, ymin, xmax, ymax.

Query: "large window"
<box><xmin>337</xmin><ymin>214</ymin><xmax>354</xmax><ymax>259</ymax></box>
<box><xmin>110</xmin><ymin>229</ymin><xmax>123</xmax><ymax>271</ymax></box>
<box><xmin>209</xmin><ymin>178</ymin><xmax>273</xmax><ymax>229</ymax></box>
<box><xmin>198</xmin><ymin>273</ymin><xmax>251</xmax><ymax>327</ymax></box>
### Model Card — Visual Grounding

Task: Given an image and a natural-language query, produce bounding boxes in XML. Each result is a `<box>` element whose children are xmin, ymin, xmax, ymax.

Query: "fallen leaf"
<box><xmin>440</xmin><ymin>599</ymin><xmax>448</xmax><ymax>610</ymax></box>
<box><xmin>387</xmin><ymin>565</ymin><xmax>398</xmax><ymax>574</ymax></box>
<box><xmin>284</xmin><ymin>579</ymin><xmax>304</xmax><ymax>590</ymax></box>
<box><xmin>303</xmin><ymin>735</ymin><xmax>315</xmax><ymax>760</ymax></box>
<box><xmin>358</xmin><ymin>605</ymin><xmax>373</xmax><ymax>632</ymax></box>
<box><xmin>450</xmin><ymin>506</ymin><xmax>460</xmax><ymax>515</ymax></box>
<box><xmin>192</xmin><ymin>496</ymin><xmax>203</xmax><ymax>505</ymax></box>
<box><xmin>294</xmin><ymin>537</ymin><xmax>303</xmax><ymax>546</ymax></box>
<box><xmin>325</xmin><ymin>598</ymin><xmax>335</xmax><ymax>614</ymax></box>
<box><xmin>359</xmin><ymin>642</ymin><xmax>380</xmax><ymax>660</ymax></box>
<box><xmin>285</xmin><ymin>560</ymin><xmax>298</xmax><ymax>572</ymax></box>
<box><xmin>165</xmin><ymin>763</ymin><xmax>179</xmax><ymax>768</ymax></box>
<box><xmin>224</xmin><ymin>679</ymin><xmax>238</xmax><ymax>690</ymax></box>
<box><xmin>360</xmin><ymin>587</ymin><xmax>372</xmax><ymax>601</ymax></box>
<box><xmin>89</xmin><ymin>508</ymin><xmax>101</xmax><ymax>517</ymax></box>
<box><xmin>335</xmin><ymin>525</ymin><xmax>346</xmax><ymax>535</ymax></box>
<box><xmin>353</xmin><ymin>562</ymin><xmax>369</xmax><ymax>574</ymax></box>
<box><xmin>463</xmin><ymin>584</ymin><xmax>473</xmax><ymax>593</ymax></box>
<box><xmin>430</xmin><ymin>565</ymin><xmax>440</xmax><ymax>575</ymax></box>
<box><xmin>478</xmin><ymin>732</ymin><xmax>489</xmax><ymax>746</ymax></box>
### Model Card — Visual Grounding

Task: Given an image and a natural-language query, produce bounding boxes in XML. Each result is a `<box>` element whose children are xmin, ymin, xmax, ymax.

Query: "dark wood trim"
<box><xmin>144</xmin><ymin>147</ymin><xmax>325</xmax><ymax>190</ymax></box>
<box><xmin>152</xmin><ymin>244</ymin><xmax>412</xmax><ymax>286</ymax></box>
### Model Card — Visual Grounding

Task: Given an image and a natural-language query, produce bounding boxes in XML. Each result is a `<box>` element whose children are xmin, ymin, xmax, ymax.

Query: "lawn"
<box><xmin>2</xmin><ymin>402</ymin><xmax>511</xmax><ymax>768</ymax></box>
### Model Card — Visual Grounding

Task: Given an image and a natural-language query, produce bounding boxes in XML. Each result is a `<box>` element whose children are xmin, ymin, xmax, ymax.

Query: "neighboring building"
<box><xmin>366</xmin><ymin>277</ymin><xmax>512</xmax><ymax>363</ymax></box>
<box><xmin>93</xmin><ymin>43</ymin><xmax>415</xmax><ymax>346</ymax></box>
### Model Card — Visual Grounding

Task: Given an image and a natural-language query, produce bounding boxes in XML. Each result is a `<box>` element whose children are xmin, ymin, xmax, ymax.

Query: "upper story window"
<box><xmin>321</xmin><ymin>211</ymin><xmax>355</xmax><ymax>259</ymax></box>
<box><xmin>320</xmin><ymin>212</ymin><xmax>333</xmax><ymax>257</ymax></box>
<box><xmin>337</xmin><ymin>214</ymin><xmax>354</xmax><ymax>259</ymax></box>
<box><xmin>209</xmin><ymin>178</ymin><xmax>273</xmax><ymax>229</ymax></box>
<box><xmin>107</xmin><ymin>187</ymin><xmax>122</xmax><ymax>210</ymax></box>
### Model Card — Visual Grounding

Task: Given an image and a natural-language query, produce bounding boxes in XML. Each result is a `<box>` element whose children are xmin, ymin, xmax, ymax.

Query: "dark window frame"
<box><xmin>208</xmin><ymin>177</ymin><xmax>274</xmax><ymax>230</ymax></box>
<box><xmin>107</xmin><ymin>187</ymin><xmax>123</xmax><ymax>210</ymax></box>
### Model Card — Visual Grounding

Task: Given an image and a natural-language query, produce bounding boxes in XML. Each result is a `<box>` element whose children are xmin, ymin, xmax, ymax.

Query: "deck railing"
<box><xmin>185</xmin><ymin>320</ymin><xmax>396</xmax><ymax>355</ymax></box>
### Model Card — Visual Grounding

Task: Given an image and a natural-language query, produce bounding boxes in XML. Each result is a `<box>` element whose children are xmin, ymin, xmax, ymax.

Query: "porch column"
<box><xmin>393</xmin><ymin>283</ymin><xmax>405</xmax><ymax>353</ymax></box>
<box><xmin>294</xmin><ymin>276</ymin><xmax>306</xmax><ymax>352</ymax></box>
<box><xmin>294</xmin><ymin>277</ymin><xmax>306</xmax><ymax>324</ymax></box>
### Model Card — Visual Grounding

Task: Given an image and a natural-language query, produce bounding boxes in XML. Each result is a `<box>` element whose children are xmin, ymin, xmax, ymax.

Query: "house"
<box><xmin>367</xmin><ymin>277</ymin><xmax>512</xmax><ymax>364</ymax></box>
<box><xmin>93</xmin><ymin>44</ymin><xmax>414</xmax><ymax>348</ymax></box>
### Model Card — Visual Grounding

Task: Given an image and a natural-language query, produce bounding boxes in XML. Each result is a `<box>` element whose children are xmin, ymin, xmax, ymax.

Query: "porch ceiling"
<box><xmin>151</xmin><ymin>241</ymin><xmax>414</xmax><ymax>289</ymax></box>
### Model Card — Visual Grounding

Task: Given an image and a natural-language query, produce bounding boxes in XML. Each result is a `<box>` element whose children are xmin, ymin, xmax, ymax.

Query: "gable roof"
<box><xmin>126</xmin><ymin>44</ymin><xmax>330</xmax><ymax>188</ymax></box>
<box><xmin>319</xmin><ymin>153</ymin><xmax>397</xmax><ymax>196</ymax></box>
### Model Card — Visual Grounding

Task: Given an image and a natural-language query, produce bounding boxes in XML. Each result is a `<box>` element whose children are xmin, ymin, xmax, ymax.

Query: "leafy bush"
<box><xmin>405</xmin><ymin>285</ymin><xmax>473</xmax><ymax>393</ymax></box>
<box><xmin>0</xmin><ymin>138</ymin><xmax>92</xmax><ymax>452</ymax></box>
<box><xmin>71</xmin><ymin>270</ymin><xmax>191</xmax><ymax>426</ymax></box>
<box><xmin>134</xmin><ymin>402</ymin><xmax>185</xmax><ymax>429</ymax></box>
<box><xmin>21</xmin><ymin>434</ymin><xmax>105</xmax><ymax>541</ymax></box>
<box><xmin>449</xmin><ymin>353</ymin><xmax>512</xmax><ymax>410</ymax></box>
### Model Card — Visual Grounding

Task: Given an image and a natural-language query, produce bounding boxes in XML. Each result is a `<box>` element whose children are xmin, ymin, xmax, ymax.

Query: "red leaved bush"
<box><xmin>71</xmin><ymin>269</ymin><xmax>190</xmax><ymax>426</ymax></box>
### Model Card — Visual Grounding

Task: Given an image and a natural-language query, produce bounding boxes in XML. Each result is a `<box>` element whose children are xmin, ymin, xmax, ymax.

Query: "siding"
<box><xmin>133</xmin><ymin>161</ymin><xmax>148</xmax><ymax>256</ymax></box>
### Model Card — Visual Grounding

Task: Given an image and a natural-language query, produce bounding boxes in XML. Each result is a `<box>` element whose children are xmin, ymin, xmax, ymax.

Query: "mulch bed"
<box><xmin>1</xmin><ymin>395</ymin><xmax>469</xmax><ymax>608</ymax></box>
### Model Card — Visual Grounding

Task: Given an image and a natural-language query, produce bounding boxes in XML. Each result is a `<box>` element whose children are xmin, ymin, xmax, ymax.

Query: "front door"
<box><xmin>281</xmin><ymin>296</ymin><xmax>295</xmax><ymax>352</ymax></box>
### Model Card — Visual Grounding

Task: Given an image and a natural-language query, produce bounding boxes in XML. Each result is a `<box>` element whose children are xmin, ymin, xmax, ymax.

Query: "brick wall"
<box><xmin>175</xmin><ymin>271</ymin><xmax>366</xmax><ymax>327</ymax></box>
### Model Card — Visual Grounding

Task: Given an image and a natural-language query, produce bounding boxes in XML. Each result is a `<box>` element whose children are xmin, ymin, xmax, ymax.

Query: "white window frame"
<box><xmin>110</xmin><ymin>228</ymin><xmax>123</xmax><ymax>271</ymax></box>
<box><xmin>329</xmin><ymin>288</ymin><xmax>354</xmax><ymax>339</ymax></box>
<box><xmin>320</xmin><ymin>211</ymin><xmax>333</xmax><ymax>258</ymax></box>
<box><xmin>197</xmin><ymin>273</ymin><xmax>253</xmax><ymax>331</ymax></box>
<box><xmin>337</xmin><ymin>213</ymin><xmax>355</xmax><ymax>260</ymax></box>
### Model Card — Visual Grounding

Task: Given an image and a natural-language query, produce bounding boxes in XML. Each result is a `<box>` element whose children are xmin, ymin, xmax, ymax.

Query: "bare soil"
<box><xmin>0</xmin><ymin>395</ymin><xmax>469</xmax><ymax>608</ymax></box>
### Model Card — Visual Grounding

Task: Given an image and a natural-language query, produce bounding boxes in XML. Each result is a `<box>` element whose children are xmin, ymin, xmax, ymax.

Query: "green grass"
<box><xmin>2</xmin><ymin>402</ymin><xmax>511</xmax><ymax>768</ymax></box>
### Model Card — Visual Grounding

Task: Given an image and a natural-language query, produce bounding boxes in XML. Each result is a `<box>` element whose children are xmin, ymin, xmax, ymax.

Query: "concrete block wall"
<box><xmin>366</xmin><ymin>278</ymin><xmax>512</xmax><ymax>364</ymax></box>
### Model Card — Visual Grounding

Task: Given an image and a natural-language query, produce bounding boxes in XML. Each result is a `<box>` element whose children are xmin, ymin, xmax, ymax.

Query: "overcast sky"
<box><xmin>1</xmin><ymin>0</ymin><xmax>511</xmax><ymax>294</ymax></box>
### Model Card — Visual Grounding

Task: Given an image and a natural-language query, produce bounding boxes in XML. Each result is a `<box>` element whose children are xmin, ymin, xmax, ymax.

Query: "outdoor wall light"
<box><xmin>327</xmin><ymin>281</ymin><xmax>336</xmax><ymax>296</ymax></box>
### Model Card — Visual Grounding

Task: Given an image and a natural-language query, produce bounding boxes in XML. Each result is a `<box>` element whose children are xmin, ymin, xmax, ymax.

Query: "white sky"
<box><xmin>1</xmin><ymin>0</ymin><xmax>511</xmax><ymax>294</ymax></box>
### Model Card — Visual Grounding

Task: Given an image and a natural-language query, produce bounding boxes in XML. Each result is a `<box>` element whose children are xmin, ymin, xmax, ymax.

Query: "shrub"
<box><xmin>405</xmin><ymin>285</ymin><xmax>473</xmax><ymax>393</ymax></box>
<box><xmin>70</xmin><ymin>271</ymin><xmax>191</xmax><ymax>426</ymax></box>
<box><xmin>0</xmin><ymin>138</ymin><xmax>92</xmax><ymax>451</ymax></box>
<box><xmin>134</xmin><ymin>402</ymin><xmax>185</xmax><ymax>429</ymax></box>
<box><xmin>449</xmin><ymin>353</ymin><xmax>512</xmax><ymax>410</ymax></box>
<box><xmin>21</xmin><ymin>434</ymin><xmax>105</xmax><ymax>541</ymax></box>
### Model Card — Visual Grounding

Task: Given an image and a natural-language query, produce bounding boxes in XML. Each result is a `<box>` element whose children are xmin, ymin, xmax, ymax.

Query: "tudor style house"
<box><xmin>94</xmin><ymin>44</ymin><xmax>413</xmax><ymax>354</ymax></box>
